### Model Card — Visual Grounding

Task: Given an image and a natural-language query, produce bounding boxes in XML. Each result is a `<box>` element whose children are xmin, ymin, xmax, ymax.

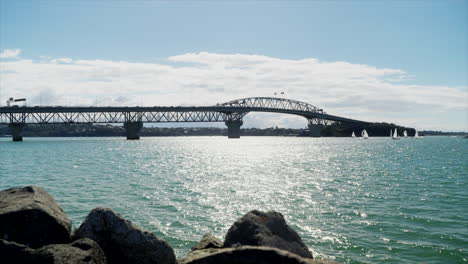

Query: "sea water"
<box><xmin>0</xmin><ymin>136</ymin><xmax>466</xmax><ymax>263</ymax></box>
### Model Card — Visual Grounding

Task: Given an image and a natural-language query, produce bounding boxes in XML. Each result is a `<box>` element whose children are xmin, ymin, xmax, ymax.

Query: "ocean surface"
<box><xmin>0</xmin><ymin>136</ymin><xmax>467</xmax><ymax>263</ymax></box>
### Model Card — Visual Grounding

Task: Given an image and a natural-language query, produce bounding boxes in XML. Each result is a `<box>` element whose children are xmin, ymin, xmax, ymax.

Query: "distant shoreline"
<box><xmin>0</xmin><ymin>124</ymin><xmax>468</xmax><ymax>138</ymax></box>
<box><xmin>0</xmin><ymin>123</ymin><xmax>466</xmax><ymax>138</ymax></box>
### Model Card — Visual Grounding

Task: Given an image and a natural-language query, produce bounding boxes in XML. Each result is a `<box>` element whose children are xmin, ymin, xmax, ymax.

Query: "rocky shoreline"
<box><xmin>0</xmin><ymin>186</ymin><xmax>336</xmax><ymax>264</ymax></box>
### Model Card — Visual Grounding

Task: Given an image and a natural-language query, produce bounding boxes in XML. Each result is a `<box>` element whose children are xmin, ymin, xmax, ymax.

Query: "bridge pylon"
<box><xmin>225</xmin><ymin>119</ymin><xmax>243</xmax><ymax>139</ymax></box>
<box><xmin>124</xmin><ymin>121</ymin><xmax>143</xmax><ymax>140</ymax></box>
<box><xmin>307</xmin><ymin>118</ymin><xmax>332</xmax><ymax>137</ymax></box>
<box><xmin>8</xmin><ymin>123</ymin><xmax>26</xmax><ymax>141</ymax></box>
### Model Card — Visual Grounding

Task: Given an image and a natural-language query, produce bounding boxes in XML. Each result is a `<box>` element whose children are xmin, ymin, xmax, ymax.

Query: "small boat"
<box><xmin>352</xmin><ymin>131</ymin><xmax>356</xmax><ymax>138</ymax></box>
<box><xmin>414</xmin><ymin>130</ymin><xmax>420</xmax><ymax>139</ymax></box>
<box><xmin>392</xmin><ymin>128</ymin><xmax>400</xmax><ymax>140</ymax></box>
<box><xmin>403</xmin><ymin>130</ymin><xmax>408</xmax><ymax>138</ymax></box>
<box><xmin>361</xmin><ymin>129</ymin><xmax>369</xmax><ymax>139</ymax></box>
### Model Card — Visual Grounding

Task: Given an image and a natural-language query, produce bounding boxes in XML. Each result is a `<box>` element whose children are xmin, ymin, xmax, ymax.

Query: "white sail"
<box><xmin>392</xmin><ymin>128</ymin><xmax>400</xmax><ymax>140</ymax></box>
<box><xmin>361</xmin><ymin>129</ymin><xmax>368</xmax><ymax>139</ymax></box>
<box><xmin>403</xmin><ymin>130</ymin><xmax>407</xmax><ymax>138</ymax></box>
<box><xmin>415</xmin><ymin>130</ymin><xmax>420</xmax><ymax>138</ymax></box>
<box><xmin>352</xmin><ymin>131</ymin><xmax>356</xmax><ymax>138</ymax></box>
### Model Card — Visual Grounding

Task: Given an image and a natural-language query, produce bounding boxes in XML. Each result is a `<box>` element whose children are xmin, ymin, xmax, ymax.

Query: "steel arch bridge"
<box><xmin>0</xmin><ymin>97</ymin><xmax>369</xmax><ymax>140</ymax></box>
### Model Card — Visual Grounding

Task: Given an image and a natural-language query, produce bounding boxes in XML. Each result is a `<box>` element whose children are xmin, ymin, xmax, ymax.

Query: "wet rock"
<box><xmin>0</xmin><ymin>238</ymin><xmax>106</xmax><ymax>264</ymax></box>
<box><xmin>224</xmin><ymin>210</ymin><xmax>313</xmax><ymax>258</ymax></box>
<box><xmin>191</xmin><ymin>233</ymin><xmax>223</xmax><ymax>251</ymax></box>
<box><xmin>0</xmin><ymin>186</ymin><xmax>72</xmax><ymax>248</ymax></box>
<box><xmin>178</xmin><ymin>246</ymin><xmax>336</xmax><ymax>264</ymax></box>
<box><xmin>75</xmin><ymin>207</ymin><xmax>176</xmax><ymax>264</ymax></box>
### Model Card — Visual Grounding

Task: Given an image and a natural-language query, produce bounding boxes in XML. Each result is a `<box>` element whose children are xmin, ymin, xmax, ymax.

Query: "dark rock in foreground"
<box><xmin>191</xmin><ymin>233</ymin><xmax>223</xmax><ymax>251</ymax></box>
<box><xmin>0</xmin><ymin>186</ymin><xmax>71</xmax><ymax>248</ymax></box>
<box><xmin>74</xmin><ymin>207</ymin><xmax>176</xmax><ymax>264</ymax></box>
<box><xmin>224</xmin><ymin>210</ymin><xmax>313</xmax><ymax>259</ymax></box>
<box><xmin>179</xmin><ymin>246</ymin><xmax>335</xmax><ymax>264</ymax></box>
<box><xmin>0</xmin><ymin>239</ymin><xmax>28</xmax><ymax>262</ymax></box>
<box><xmin>0</xmin><ymin>185</ymin><xmax>331</xmax><ymax>263</ymax></box>
<box><xmin>0</xmin><ymin>238</ymin><xmax>106</xmax><ymax>264</ymax></box>
<box><xmin>35</xmin><ymin>238</ymin><xmax>107</xmax><ymax>264</ymax></box>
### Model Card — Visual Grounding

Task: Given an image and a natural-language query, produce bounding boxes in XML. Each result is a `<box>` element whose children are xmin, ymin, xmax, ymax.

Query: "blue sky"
<box><xmin>1</xmin><ymin>0</ymin><xmax>467</xmax><ymax>131</ymax></box>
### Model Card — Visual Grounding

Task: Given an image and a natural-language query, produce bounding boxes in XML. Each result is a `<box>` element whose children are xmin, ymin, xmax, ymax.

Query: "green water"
<box><xmin>1</xmin><ymin>136</ymin><xmax>467</xmax><ymax>263</ymax></box>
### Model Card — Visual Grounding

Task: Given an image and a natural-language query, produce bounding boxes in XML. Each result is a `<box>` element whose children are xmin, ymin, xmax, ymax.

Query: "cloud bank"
<box><xmin>0</xmin><ymin>49</ymin><xmax>21</xmax><ymax>59</ymax></box>
<box><xmin>0</xmin><ymin>50</ymin><xmax>466</xmax><ymax>130</ymax></box>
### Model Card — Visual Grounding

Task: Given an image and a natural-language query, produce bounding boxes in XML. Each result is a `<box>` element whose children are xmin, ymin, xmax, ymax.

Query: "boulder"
<box><xmin>0</xmin><ymin>186</ymin><xmax>72</xmax><ymax>248</ymax></box>
<box><xmin>0</xmin><ymin>239</ymin><xmax>29</xmax><ymax>262</ymax></box>
<box><xmin>224</xmin><ymin>210</ymin><xmax>313</xmax><ymax>258</ymax></box>
<box><xmin>191</xmin><ymin>233</ymin><xmax>223</xmax><ymax>251</ymax></box>
<box><xmin>178</xmin><ymin>246</ymin><xmax>336</xmax><ymax>264</ymax></box>
<box><xmin>0</xmin><ymin>238</ymin><xmax>106</xmax><ymax>264</ymax></box>
<box><xmin>34</xmin><ymin>238</ymin><xmax>107</xmax><ymax>264</ymax></box>
<box><xmin>74</xmin><ymin>207</ymin><xmax>176</xmax><ymax>264</ymax></box>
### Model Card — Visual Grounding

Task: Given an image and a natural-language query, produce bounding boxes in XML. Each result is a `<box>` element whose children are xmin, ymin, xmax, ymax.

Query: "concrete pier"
<box><xmin>8</xmin><ymin>123</ymin><xmax>26</xmax><ymax>141</ymax></box>
<box><xmin>124</xmin><ymin>121</ymin><xmax>143</xmax><ymax>140</ymax></box>
<box><xmin>225</xmin><ymin>120</ymin><xmax>243</xmax><ymax>138</ymax></box>
<box><xmin>307</xmin><ymin>123</ymin><xmax>324</xmax><ymax>137</ymax></box>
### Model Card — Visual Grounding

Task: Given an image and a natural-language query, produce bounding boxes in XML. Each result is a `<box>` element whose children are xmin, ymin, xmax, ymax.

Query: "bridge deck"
<box><xmin>0</xmin><ymin>106</ymin><xmax>368</xmax><ymax>124</ymax></box>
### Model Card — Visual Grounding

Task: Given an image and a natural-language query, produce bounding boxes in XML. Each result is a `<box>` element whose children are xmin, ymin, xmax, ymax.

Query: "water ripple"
<box><xmin>0</xmin><ymin>136</ymin><xmax>466</xmax><ymax>263</ymax></box>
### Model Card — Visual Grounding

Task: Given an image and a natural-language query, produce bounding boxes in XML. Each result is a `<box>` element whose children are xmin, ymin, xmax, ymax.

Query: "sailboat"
<box><xmin>392</xmin><ymin>128</ymin><xmax>400</xmax><ymax>140</ymax></box>
<box><xmin>352</xmin><ymin>131</ymin><xmax>356</xmax><ymax>138</ymax></box>
<box><xmin>414</xmin><ymin>130</ymin><xmax>420</xmax><ymax>139</ymax></box>
<box><xmin>361</xmin><ymin>129</ymin><xmax>369</xmax><ymax>139</ymax></box>
<box><xmin>403</xmin><ymin>130</ymin><xmax>408</xmax><ymax>138</ymax></box>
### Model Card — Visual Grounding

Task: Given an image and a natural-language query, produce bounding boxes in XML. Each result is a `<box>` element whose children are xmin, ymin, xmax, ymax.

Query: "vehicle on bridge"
<box><xmin>6</xmin><ymin>98</ymin><xmax>27</xmax><ymax>107</ymax></box>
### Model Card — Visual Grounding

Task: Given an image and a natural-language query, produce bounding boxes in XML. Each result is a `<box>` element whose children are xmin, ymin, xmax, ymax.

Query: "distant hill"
<box><xmin>0</xmin><ymin>124</ymin><xmax>300</xmax><ymax>137</ymax></box>
<box><xmin>419</xmin><ymin>130</ymin><xmax>467</xmax><ymax>136</ymax></box>
<box><xmin>321</xmin><ymin>122</ymin><xmax>415</xmax><ymax>137</ymax></box>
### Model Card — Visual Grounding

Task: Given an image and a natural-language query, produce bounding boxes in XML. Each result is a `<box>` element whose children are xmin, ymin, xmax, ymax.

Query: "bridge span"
<box><xmin>0</xmin><ymin>97</ymin><xmax>369</xmax><ymax>141</ymax></box>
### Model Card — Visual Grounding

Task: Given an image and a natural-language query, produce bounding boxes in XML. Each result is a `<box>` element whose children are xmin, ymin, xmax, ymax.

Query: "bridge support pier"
<box><xmin>225</xmin><ymin>120</ymin><xmax>243</xmax><ymax>138</ymax></box>
<box><xmin>308</xmin><ymin>124</ymin><xmax>324</xmax><ymax>137</ymax></box>
<box><xmin>307</xmin><ymin>118</ymin><xmax>327</xmax><ymax>137</ymax></box>
<box><xmin>9</xmin><ymin>123</ymin><xmax>26</xmax><ymax>141</ymax></box>
<box><xmin>124</xmin><ymin>121</ymin><xmax>143</xmax><ymax>140</ymax></box>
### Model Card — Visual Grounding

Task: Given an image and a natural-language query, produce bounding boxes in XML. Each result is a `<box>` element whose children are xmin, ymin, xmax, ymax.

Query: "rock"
<box><xmin>0</xmin><ymin>239</ymin><xmax>30</xmax><ymax>262</ymax></box>
<box><xmin>178</xmin><ymin>246</ymin><xmax>337</xmax><ymax>264</ymax></box>
<box><xmin>0</xmin><ymin>186</ymin><xmax>72</xmax><ymax>248</ymax></box>
<box><xmin>75</xmin><ymin>207</ymin><xmax>176</xmax><ymax>264</ymax></box>
<box><xmin>0</xmin><ymin>238</ymin><xmax>106</xmax><ymax>264</ymax></box>
<box><xmin>224</xmin><ymin>210</ymin><xmax>313</xmax><ymax>258</ymax></box>
<box><xmin>34</xmin><ymin>238</ymin><xmax>107</xmax><ymax>264</ymax></box>
<box><xmin>191</xmin><ymin>233</ymin><xmax>223</xmax><ymax>251</ymax></box>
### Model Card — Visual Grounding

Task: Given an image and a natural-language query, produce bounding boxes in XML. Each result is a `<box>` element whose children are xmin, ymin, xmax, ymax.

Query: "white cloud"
<box><xmin>0</xmin><ymin>52</ymin><xmax>466</xmax><ymax>131</ymax></box>
<box><xmin>0</xmin><ymin>49</ymin><xmax>21</xmax><ymax>59</ymax></box>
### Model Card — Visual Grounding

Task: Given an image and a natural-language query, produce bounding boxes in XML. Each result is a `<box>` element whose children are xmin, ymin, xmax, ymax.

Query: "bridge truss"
<box><xmin>217</xmin><ymin>97</ymin><xmax>324</xmax><ymax>113</ymax></box>
<box><xmin>0</xmin><ymin>108</ymin><xmax>246</xmax><ymax>124</ymax></box>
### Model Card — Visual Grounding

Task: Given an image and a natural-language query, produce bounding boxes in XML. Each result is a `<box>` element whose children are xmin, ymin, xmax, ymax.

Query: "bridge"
<box><xmin>0</xmin><ymin>97</ymin><xmax>369</xmax><ymax>141</ymax></box>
